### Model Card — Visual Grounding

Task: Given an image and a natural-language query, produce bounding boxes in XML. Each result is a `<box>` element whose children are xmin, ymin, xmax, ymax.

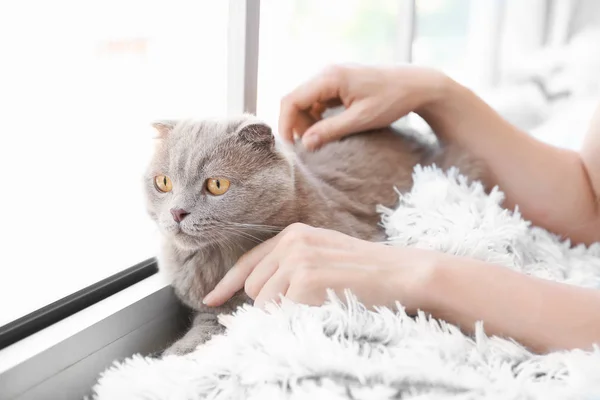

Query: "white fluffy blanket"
<box><xmin>91</xmin><ymin>166</ymin><xmax>600</xmax><ymax>399</ymax></box>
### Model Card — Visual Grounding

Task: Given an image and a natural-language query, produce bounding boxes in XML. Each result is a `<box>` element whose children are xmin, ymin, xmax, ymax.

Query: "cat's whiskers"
<box><xmin>226</xmin><ymin>221</ymin><xmax>284</xmax><ymax>230</ymax></box>
<box><xmin>223</xmin><ymin>222</ymin><xmax>284</xmax><ymax>235</ymax></box>
<box><xmin>219</xmin><ymin>227</ymin><xmax>266</xmax><ymax>245</ymax></box>
<box><xmin>183</xmin><ymin>220</ymin><xmax>280</xmax><ymax>250</ymax></box>
<box><xmin>228</xmin><ymin>225</ymin><xmax>281</xmax><ymax>241</ymax></box>
<box><xmin>205</xmin><ymin>231</ymin><xmax>241</xmax><ymax>255</ymax></box>
<box><xmin>227</xmin><ymin>229</ymin><xmax>272</xmax><ymax>243</ymax></box>
<box><xmin>213</xmin><ymin>229</ymin><xmax>239</xmax><ymax>254</ymax></box>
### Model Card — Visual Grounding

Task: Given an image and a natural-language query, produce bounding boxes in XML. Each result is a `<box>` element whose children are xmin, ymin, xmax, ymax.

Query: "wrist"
<box><xmin>405</xmin><ymin>67</ymin><xmax>455</xmax><ymax>115</ymax></box>
<box><xmin>412</xmin><ymin>72</ymin><xmax>468</xmax><ymax>132</ymax></box>
<box><xmin>386</xmin><ymin>246</ymin><xmax>445</xmax><ymax>314</ymax></box>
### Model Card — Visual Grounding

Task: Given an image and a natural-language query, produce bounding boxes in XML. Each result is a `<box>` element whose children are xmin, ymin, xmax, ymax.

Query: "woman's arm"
<box><xmin>278</xmin><ymin>65</ymin><xmax>600</xmax><ymax>244</ymax></box>
<box><xmin>418</xmin><ymin>79</ymin><xmax>600</xmax><ymax>245</ymax></box>
<box><xmin>413</xmin><ymin>253</ymin><xmax>600</xmax><ymax>353</ymax></box>
<box><xmin>203</xmin><ymin>223</ymin><xmax>600</xmax><ymax>353</ymax></box>
<box><xmin>416</xmin><ymin>84</ymin><xmax>600</xmax><ymax>350</ymax></box>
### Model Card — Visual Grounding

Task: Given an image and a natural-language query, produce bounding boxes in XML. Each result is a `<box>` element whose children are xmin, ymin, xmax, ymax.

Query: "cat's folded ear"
<box><xmin>151</xmin><ymin>120</ymin><xmax>178</xmax><ymax>138</ymax></box>
<box><xmin>235</xmin><ymin>120</ymin><xmax>275</xmax><ymax>150</ymax></box>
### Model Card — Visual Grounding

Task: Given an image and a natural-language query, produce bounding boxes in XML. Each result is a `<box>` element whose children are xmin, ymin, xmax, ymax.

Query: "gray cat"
<box><xmin>143</xmin><ymin>113</ymin><xmax>486</xmax><ymax>356</ymax></box>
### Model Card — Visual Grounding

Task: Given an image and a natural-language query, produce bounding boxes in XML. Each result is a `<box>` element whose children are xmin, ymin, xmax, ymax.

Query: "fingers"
<box><xmin>284</xmin><ymin>267</ymin><xmax>330</xmax><ymax>307</ymax></box>
<box><xmin>302</xmin><ymin>104</ymin><xmax>367</xmax><ymax>150</ymax></box>
<box><xmin>308</xmin><ymin>102</ymin><xmax>327</xmax><ymax>121</ymax></box>
<box><xmin>278</xmin><ymin>71</ymin><xmax>341</xmax><ymax>143</ymax></box>
<box><xmin>292</xmin><ymin>112</ymin><xmax>318</xmax><ymax>140</ymax></box>
<box><xmin>253</xmin><ymin>269</ymin><xmax>290</xmax><ymax>309</ymax></box>
<box><xmin>204</xmin><ymin>223</ymin><xmax>336</xmax><ymax>307</ymax></box>
<box><xmin>288</xmin><ymin>100</ymin><xmax>346</xmax><ymax>140</ymax></box>
<box><xmin>243</xmin><ymin>252</ymin><xmax>280</xmax><ymax>300</ymax></box>
<box><xmin>310</xmin><ymin>99</ymin><xmax>343</xmax><ymax>119</ymax></box>
<box><xmin>202</xmin><ymin>234</ymin><xmax>280</xmax><ymax>306</ymax></box>
<box><xmin>284</xmin><ymin>267</ymin><xmax>375</xmax><ymax>308</ymax></box>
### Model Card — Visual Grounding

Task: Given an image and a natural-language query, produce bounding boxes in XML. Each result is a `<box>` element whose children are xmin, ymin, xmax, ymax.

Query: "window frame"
<box><xmin>0</xmin><ymin>258</ymin><xmax>157</xmax><ymax>350</ymax></box>
<box><xmin>397</xmin><ymin>0</ymin><xmax>416</xmax><ymax>63</ymax></box>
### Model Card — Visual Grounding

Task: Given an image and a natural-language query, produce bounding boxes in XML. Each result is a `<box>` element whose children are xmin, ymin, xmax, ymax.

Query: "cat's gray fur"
<box><xmin>143</xmin><ymin>114</ymin><xmax>487</xmax><ymax>356</ymax></box>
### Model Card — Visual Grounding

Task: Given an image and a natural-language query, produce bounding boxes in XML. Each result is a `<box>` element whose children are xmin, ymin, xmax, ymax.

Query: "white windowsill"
<box><xmin>0</xmin><ymin>273</ymin><xmax>188</xmax><ymax>400</ymax></box>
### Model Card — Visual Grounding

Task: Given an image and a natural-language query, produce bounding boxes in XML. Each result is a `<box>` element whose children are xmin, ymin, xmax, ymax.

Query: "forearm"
<box><xmin>414</xmin><ymin>254</ymin><xmax>600</xmax><ymax>353</ymax></box>
<box><xmin>416</xmin><ymin>77</ymin><xmax>600</xmax><ymax>245</ymax></box>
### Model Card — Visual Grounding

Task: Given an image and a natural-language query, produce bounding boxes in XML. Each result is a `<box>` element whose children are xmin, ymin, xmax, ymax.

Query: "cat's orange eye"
<box><xmin>206</xmin><ymin>178</ymin><xmax>230</xmax><ymax>196</ymax></box>
<box><xmin>154</xmin><ymin>175</ymin><xmax>173</xmax><ymax>193</ymax></box>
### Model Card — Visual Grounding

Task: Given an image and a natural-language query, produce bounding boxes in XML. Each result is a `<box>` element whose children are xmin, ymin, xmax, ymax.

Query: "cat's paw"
<box><xmin>161</xmin><ymin>323</ymin><xmax>225</xmax><ymax>357</ymax></box>
<box><xmin>162</xmin><ymin>338</ymin><xmax>200</xmax><ymax>357</ymax></box>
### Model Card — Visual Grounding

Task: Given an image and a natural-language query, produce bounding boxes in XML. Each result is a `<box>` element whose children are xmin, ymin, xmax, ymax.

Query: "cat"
<box><xmin>143</xmin><ymin>113</ymin><xmax>487</xmax><ymax>356</ymax></box>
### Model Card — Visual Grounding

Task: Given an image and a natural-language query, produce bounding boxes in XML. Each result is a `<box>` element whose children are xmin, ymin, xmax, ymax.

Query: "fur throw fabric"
<box><xmin>90</xmin><ymin>166</ymin><xmax>600</xmax><ymax>400</ymax></box>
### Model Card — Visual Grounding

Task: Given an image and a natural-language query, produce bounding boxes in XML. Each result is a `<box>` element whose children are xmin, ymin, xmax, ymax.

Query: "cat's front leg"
<box><xmin>162</xmin><ymin>312</ymin><xmax>225</xmax><ymax>357</ymax></box>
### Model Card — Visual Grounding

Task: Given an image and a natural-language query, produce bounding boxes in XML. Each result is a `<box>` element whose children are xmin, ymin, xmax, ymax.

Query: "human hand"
<box><xmin>278</xmin><ymin>64</ymin><xmax>449</xmax><ymax>150</ymax></box>
<box><xmin>202</xmin><ymin>223</ymin><xmax>436</xmax><ymax>311</ymax></box>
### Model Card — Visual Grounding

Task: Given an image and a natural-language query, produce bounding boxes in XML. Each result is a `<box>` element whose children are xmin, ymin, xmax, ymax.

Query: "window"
<box><xmin>257</xmin><ymin>0</ymin><xmax>409</xmax><ymax>128</ymax></box>
<box><xmin>0</xmin><ymin>0</ymin><xmax>228</xmax><ymax>327</ymax></box>
<box><xmin>412</xmin><ymin>0</ymin><xmax>472</xmax><ymax>82</ymax></box>
<box><xmin>409</xmin><ymin>0</ymin><xmax>598</xmax><ymax>150</ymax></box>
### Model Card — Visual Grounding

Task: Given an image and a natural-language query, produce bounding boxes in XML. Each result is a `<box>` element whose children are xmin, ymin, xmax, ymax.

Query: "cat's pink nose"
<box><xmin>170</xmin><ymin>208</ymin><xmax>190</xmax><ymax>223</ymax></box>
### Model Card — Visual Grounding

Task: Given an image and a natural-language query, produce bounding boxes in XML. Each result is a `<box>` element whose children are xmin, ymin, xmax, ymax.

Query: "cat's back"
<box><xmin>292</xmin><ymin>127</ymin><xmax>434</xmax><ymax>240</ymax></box>
<box><xmin>296</xmin><ymin>127</ymin><xmax>432</xmax><ymax>196</ymax></box>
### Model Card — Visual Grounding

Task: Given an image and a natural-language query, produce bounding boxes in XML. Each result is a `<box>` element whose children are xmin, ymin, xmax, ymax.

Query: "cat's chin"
<box><xmin>170</xmin><ymin>231</ymin><xmax>216</xmax><ymax>252</ymax></box>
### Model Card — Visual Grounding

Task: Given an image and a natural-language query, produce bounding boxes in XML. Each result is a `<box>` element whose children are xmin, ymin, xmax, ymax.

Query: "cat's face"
<box><xmin>144</xmin><ymin>115</ymin><xmax>295</xmax><ymax>251</ymax></box>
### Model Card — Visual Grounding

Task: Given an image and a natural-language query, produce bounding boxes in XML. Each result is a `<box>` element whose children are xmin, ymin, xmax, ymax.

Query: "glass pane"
<box><xmin>257</xmin><ymin>0</ymin><xmax>404</xmax><ymax>128</ymax></box>
<box><xmin>0</xmin><ymin>0</ymin><xmax>228</xmax><ymax>326</ymax></box>
<box><xmin>413</xmin><ymin>0</ymin><xmax>472</xmax><ymax>82</ymax></box>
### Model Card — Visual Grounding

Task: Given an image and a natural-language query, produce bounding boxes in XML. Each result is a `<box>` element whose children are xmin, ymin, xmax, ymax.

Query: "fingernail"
<box><xmin>303</xmin><ymin>134</ymin><xmax>320</xmax><ymax>150</ymax></box>
<box><xmin>202</xmin><ymin>292</ymin><xmax>214</xmax><ymax>305</ymax></box>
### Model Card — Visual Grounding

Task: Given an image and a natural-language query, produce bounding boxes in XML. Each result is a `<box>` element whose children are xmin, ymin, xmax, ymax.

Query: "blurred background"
<box><xmin>257</xmin><ymin>0</ymin><xmax>600</xmax><ymax>150</ymax></box>
<box><xmin>0</xmin><ymin>0</ymin><xmax>599</xmax><ymax>327</ymax></box>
